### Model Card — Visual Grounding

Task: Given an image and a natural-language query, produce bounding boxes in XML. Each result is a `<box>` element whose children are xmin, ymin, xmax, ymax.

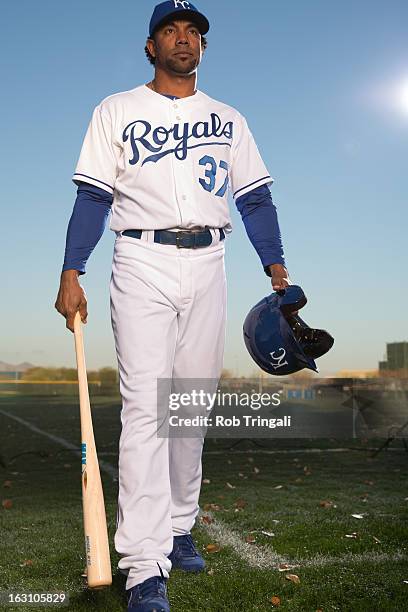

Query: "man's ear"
<box><xmin>146</xmin><ymin>37</ymin><xmax>156</xmax><ymax>59</ymax></box>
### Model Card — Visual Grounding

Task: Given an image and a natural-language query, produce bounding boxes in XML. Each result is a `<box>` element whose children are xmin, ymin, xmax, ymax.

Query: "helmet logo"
<box><xmin>269</xmin><ymin>347</ymin><xmax>288</xmax><ymax>370</ymax></box>
<box><xmin>174</xmin><ymin>0</ymin><xmax>191</xmax><ymax>8</ymax></box>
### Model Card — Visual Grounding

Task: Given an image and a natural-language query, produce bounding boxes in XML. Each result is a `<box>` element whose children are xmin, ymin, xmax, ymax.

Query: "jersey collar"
<box><xmin>143</xmin><ymin>83</ymin><xmax>203</xmax><ymax>104</ymax></box>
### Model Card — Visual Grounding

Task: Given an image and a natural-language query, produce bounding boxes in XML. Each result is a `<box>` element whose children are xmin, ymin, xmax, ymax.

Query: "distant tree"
<box><xmin>98</xmin><ymin>367</ymin><xmax>118</xmax><ymax>385</ymax></box>
<box><xmin>22</xmin><ymin>367</ymin><xmax>100</xmax><ymax>381</ymax></box>
<box><xmin>220</xmin><ymin>368</ymin><xmax>233</xmax><ymax>379</ymax></box>
<box><xmin>22</xmin><ymin>367</ymin><xmax>77</xmax><ymax>381</ymax></box>
<box><xmin>87</xmin><ymin>370</ymin><xmax>100</xmax><ymax>382</ymax></box>
<box><xmin>59</xmin><ymin>368</ymin><xmax>78</xmax><ymax>381</ymax></box>
<box><xmin>22</xmin><ymin>367</ymin><xmax>46</xmax><ymax>380</ymax></box>
<box><xmin>21</xmin><ymin>366</ymin><xmax>119</xmax><ymax>384</ymax></box>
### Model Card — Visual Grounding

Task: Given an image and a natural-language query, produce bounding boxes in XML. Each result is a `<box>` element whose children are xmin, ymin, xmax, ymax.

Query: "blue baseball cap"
<box><xmin>149</xmin><ymin>1</ymin><xmax>210</xmax><ymax>37</ymax></box>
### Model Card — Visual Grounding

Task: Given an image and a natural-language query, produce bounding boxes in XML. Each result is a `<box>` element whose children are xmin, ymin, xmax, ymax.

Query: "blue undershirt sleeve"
<box><xmin>62</xmin><ymin>182</ymin><xmax>113</xmax><ymax>276</ymax></box>
<box><xmin>235</xmin><ymin>184</ymin><xmax>286</xmax><ymax>277</ymax></box>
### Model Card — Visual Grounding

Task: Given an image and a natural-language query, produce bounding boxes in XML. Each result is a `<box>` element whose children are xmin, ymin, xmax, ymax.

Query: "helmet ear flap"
<box><xmin>286</xmin><ymin>314</ymin><xmax>334</xmax><ymax>361</ymax></box>
<box><xmin>280</xmin><ymin>314</ymin><xmax>319</xmax><ymax>373</ymax></box>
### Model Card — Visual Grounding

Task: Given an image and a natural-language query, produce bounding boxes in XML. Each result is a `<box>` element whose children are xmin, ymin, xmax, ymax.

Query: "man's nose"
<box><xmin>176</xmin><ymin>35</ymin><xmax>189</xmax><ymax>45</ymax></box>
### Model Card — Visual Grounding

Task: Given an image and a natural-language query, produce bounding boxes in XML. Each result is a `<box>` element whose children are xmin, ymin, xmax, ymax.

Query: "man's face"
<box><xmin>147</xmin><ymin>20</ymin><xmax>203</xmax><ymax>75</ymax></box>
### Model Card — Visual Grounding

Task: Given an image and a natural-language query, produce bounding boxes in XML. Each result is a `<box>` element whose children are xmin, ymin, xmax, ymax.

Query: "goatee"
<box><xmin>165</xmin><ymin>57</ymin><xmax>198</xmax><ymax>75</ymax></box>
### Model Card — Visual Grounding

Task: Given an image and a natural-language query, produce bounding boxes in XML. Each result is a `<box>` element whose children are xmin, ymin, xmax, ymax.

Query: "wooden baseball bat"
<box><xmin>73</xmin><ymin>311</ymin><xmax>112</xmax><ymax>589</ymax></box>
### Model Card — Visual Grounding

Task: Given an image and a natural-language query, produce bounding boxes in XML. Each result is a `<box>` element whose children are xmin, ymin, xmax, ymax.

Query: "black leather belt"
<box><xmin>122</xmin><ymin>228</ymin><xmax>225</xmax><ymax>249</ymax></box>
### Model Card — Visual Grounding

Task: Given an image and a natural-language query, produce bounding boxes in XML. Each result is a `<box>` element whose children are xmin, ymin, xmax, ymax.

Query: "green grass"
<box><xmin>0</xmin><ymin>394</ymin><xmax>407</xmax><ymax>611</ymax></box>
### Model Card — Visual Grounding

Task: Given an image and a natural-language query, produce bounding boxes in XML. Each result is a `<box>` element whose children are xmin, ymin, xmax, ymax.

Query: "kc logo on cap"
<box><xmin>173</xmin><ymin>0</ymin><xmax>191</xmax><ymax>8</ymax></box>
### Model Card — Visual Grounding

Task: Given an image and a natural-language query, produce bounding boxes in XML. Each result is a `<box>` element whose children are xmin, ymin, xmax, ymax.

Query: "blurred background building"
<box><xmin>379</xmin><ymin>342</ymin><xmax>408</xmax><ymax>377</ymax></box>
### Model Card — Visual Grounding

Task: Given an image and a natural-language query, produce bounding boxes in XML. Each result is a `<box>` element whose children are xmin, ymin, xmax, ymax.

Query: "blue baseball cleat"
<box><xmin>126</xmin><ymin>570</ymin><xmax>170</xmax><ymax>612</ymax></box>
<box><xmin>168</xmin><ymin>533</ymin><xmax>206</xmax><ymax>572</ymax></box>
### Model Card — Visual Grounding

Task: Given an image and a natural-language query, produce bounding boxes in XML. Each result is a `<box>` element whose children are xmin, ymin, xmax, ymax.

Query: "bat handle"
<box><xmin>74</xmin><ymin>311</ymin><xmax>82</xmax><ymax>335</ymax></box>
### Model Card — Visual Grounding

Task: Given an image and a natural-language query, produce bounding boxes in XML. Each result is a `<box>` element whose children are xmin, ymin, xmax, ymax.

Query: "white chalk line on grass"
<box><xmin>2</xmin><ymin>410</ymin><xmax>407</xmax><ymax>570</ymax></box>
<box><xmin>299</xmin><ymin>551</ymin><xmax>408</xmax><ymax>568</ymax></box>
<box><xmin>198</xmin><ymin>509</ymin><xmax>291</xmax><ymax>568</ymax></box>
<box><xmin>0</xmin><ymin>409</ymin><xmax>118</xmax><ymax>480</ymax></box>
<box><xmin>197</xmin><ymin>511</ymin><xmax>408</xmax><ymax>570</ymax></box>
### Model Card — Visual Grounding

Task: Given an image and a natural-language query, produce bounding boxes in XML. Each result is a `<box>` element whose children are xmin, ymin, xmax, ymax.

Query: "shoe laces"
<box><xmin>130</xmin><ymin>574</ymin><xmax>166</xmax><ymax>605</ymax></box>
<box><xmin>176</xmin><ymin>534</ymin><xmax>198</xmax><ymax>557</ymax></box>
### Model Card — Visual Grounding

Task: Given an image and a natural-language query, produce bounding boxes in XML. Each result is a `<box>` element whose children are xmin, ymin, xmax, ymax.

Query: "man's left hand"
<box><xmin>268</xmin><ymin>264</ymin><xmax>291</xmax><ymax>291</ymax></box>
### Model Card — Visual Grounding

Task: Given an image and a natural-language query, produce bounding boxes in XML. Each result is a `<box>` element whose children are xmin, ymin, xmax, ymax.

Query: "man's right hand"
<box><xmin>54</xmin><ymin>270</ymin><xmax>88</xmax><ymax>333</ymax></box>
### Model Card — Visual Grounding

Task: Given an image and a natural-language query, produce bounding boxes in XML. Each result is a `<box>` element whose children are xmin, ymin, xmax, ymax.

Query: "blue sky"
<box><xmin>1</xmin><ymin>0</ymin><xmax>407</xmax><ymax>376</ymax></box>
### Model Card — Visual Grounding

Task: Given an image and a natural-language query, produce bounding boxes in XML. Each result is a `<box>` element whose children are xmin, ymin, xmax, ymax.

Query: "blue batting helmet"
<box><xmin>243</xmin><ymin>285</ymin><xmax>334</xmax><ymax>376</ymax></box>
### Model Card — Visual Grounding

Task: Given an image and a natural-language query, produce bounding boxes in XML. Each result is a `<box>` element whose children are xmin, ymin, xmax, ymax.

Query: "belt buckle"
<box><xmin>176</xmin><ymin>231</ymin><xmax>194</xmax><ymax>249</ymax></box>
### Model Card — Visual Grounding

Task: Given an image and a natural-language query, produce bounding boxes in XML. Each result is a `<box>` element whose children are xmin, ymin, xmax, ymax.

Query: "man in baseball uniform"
<box><xmin>55</xmin><ymin>2</ymin><xmax>290</xmax><ymax>610</ymax></box>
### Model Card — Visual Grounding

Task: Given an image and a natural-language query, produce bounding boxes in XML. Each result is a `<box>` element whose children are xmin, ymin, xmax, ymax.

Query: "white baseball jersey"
<box><xmin>72</xmin><ymin>84</ymin><xmax>273</xmax><ymax>233</ymax></box>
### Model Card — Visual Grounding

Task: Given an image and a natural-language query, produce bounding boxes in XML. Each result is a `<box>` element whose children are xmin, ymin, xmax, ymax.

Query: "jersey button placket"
<box><xmin>166</xmin><ymin>102</ymin><xmax>182</xmax><ymax>226</ymax></box>
<box><xmin>172</xmin><ymin>104</ymin><xmax>191</xmax><ymax>225</ymax></box>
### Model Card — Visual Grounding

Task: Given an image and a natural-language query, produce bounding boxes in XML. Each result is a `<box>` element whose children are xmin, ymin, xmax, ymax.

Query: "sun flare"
<box><xmin>399</xmin><ymin>80</ymin><xmax>408</xmax><ymax>114</ymax></box>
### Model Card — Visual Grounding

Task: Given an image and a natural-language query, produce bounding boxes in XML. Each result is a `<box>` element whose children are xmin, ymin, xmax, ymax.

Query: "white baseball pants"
<box><xmin>109</xmin><ymin>229</ymin><xmax>227</xmax><ymax>590</ymax></box>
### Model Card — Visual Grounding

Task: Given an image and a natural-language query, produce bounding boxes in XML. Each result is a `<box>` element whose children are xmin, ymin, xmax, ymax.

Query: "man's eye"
<box><xmin>189</xmin><ymin>29</ymin><xmax>199</xmax><ymax>35</ymax></box>
<box><xmin>165</xmin><ymin>27</ymin><xmax>174</xmax><ymax>33</ymax></box>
